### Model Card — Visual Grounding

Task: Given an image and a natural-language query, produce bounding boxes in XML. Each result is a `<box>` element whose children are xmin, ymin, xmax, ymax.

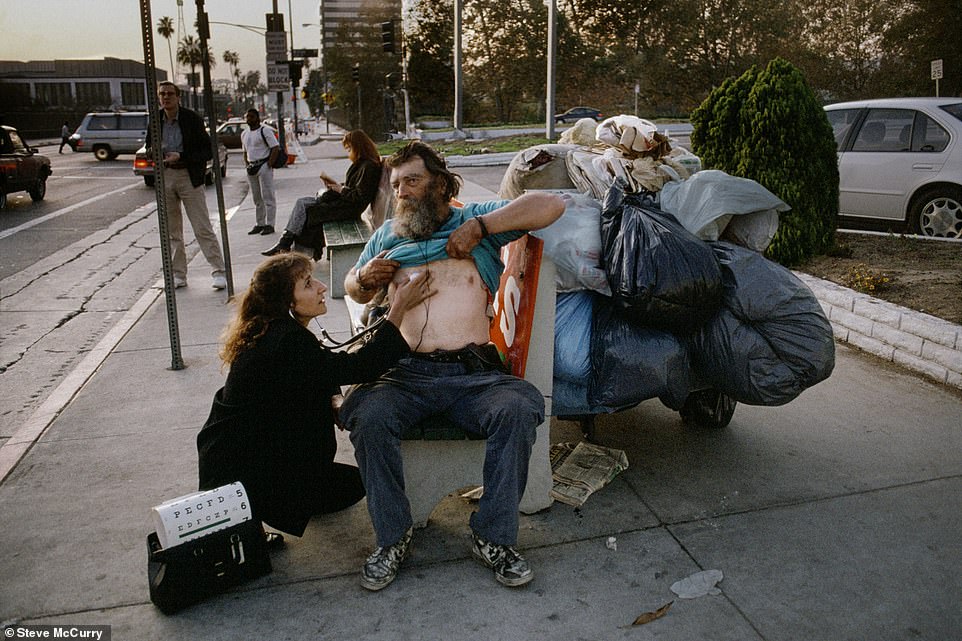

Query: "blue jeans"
<box><xmin>284</xmin><ymin>196</ymin><xmax>316</xmax><ymax>235</ymax></box>
<box><xmin>341</xmin><ymin>357</ymin><xmax>543</xmax><ymax>548</ymax></box>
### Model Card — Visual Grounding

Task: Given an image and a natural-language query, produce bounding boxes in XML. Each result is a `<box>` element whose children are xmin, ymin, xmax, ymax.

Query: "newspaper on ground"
<box><xmin>549</xmin><ymin>441</ymin><xmax>629</xmax><ymax>507</ymax></box>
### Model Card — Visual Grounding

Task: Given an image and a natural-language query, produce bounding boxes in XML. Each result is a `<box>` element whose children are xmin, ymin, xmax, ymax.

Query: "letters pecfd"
<box><xmin>151</xmin><ymin>482</ymin><xmax>252</xmax><ymax>549</ymax></box>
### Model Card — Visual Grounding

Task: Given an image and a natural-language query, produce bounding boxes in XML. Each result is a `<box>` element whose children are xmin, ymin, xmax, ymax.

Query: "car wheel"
<box><xmin>28</xmin><ymin>177</ymin><xmax>47</xmax><ymax>201</ymax></box>
<box><xmin>93</xmin><ymin>146</ymin><xmax>113</xmax><ymax>161</ymax></box>
<box><xmin>909</xmin><ymin>186</ymin><xmax>962</xmax><ymax>238</ymax></box>
<box><xmin>0</xmin><ymin>188</ymin><xmax>6</xmax><ymax>210</ymax></box>
<box><xmin>143</xmin><ymin>175</ymin><xmax>155</xmax><ymax>187</ymax></box>
<box><xmin>679</xmin><ymin>389</ymin><xmax>737</xmax><ymax>429</ymax></box>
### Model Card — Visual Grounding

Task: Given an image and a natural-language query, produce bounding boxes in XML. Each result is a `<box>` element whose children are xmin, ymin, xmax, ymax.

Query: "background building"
<box><xmin>0</xmin><ymin>57</ymin><xmax>166</xmax><ymax>138</ymax></box>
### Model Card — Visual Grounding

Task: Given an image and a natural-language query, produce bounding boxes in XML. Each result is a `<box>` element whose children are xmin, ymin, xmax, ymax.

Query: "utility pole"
<box><xmin>269</xmin><ymin>1</ymin><xmax>286</xmax><ymax>153</ymax></box>
<box><xmin>545</xmin><ymin>0</ymin><xmax>557</xmax><ymax>140</ymax></box>
<box><xmin>453</xmin><ymin>0</ymin><xmax>463</xmax><ymax>134</ymax></box>
<box><xmin>195</xmin><ymin>0</ymin><xmax>233</xmax><ymax>297</ymax></box>
<box><xmin>287</xmin><ymin>0</ymin><xmax>298</xmax><ymax>140</ymax></box>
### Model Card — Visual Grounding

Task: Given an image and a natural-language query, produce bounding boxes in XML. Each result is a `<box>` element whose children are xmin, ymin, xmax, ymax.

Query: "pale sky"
<box><xmin>0</xmin><ymin>0</ymin><xmax>322</xmax><ymax>82</ymax></box>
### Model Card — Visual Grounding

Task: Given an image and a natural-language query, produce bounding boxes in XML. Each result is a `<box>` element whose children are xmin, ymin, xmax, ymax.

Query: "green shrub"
<box><xmin>690</xmin><ymin>58</ymin><xmax>838</xmax><ymax>266</ymax></box>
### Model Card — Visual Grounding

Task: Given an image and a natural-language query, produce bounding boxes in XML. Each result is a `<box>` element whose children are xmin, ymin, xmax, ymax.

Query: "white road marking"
<box><xmin>0</xmin><ymin>182</ymin><xmax>139</xmax><ymax>240</ymax></box>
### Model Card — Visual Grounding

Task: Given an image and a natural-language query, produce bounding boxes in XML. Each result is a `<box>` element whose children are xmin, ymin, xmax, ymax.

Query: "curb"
<box><xmin>796</xmin><ymin>272</ymin><xmax>962</xmax><ymax>389</ymax></box>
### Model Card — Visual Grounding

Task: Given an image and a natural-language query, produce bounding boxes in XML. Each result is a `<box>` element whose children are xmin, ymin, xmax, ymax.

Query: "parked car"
<box><xmin>555</xmin><ymin>107</ymin><xmax>604</xmax><ymax>124</ymax></box>
<box><xmin>69</xmin><ymin>111</ymin><xmax>149</xmax><ymax>161</ymax></box>
<box><xmin>132</xmin><ymin>140</ymin><xmax>228</xmax><ymax>187</ymax></box>
<box><xmin>214</xmin><ymin>118</ymin><xmax>246</xmax><ymax>149</ymax></box>
<box><xmin>824</xmin><ymin>97</ymin><xmax>962</xmax><ymax>238</ymax></box>
<box><xmin>0</xmin><ymin>125</ymin><xmax>52</xmax><ymax>209</ymax></box>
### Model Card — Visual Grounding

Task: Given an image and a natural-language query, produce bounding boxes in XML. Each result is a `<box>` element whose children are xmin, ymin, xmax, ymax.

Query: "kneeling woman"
<box><xmin>197</xmin><ymin>253</ymin><xmax>432</xmax><ymax>538</ymax></box>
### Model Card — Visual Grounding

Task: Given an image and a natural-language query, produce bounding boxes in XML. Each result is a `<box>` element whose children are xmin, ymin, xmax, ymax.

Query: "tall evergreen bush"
<box><xmin>690</xmin><ymin>58</ymin><xmax>838</xmax><ymax>266</ymax></box>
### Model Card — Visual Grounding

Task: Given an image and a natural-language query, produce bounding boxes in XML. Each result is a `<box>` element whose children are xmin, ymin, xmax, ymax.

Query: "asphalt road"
<box><xmin>0</xmin><ymin>144</ymin><xmax>250</xmax><ymax>441</ymax></box>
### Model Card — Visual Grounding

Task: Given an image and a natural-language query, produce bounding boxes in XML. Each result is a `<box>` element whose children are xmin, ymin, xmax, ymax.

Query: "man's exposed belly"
<box><xmin>389</xmin><ymin>258</ymin><xmax>491</xmax><ymax>352</ymax></box>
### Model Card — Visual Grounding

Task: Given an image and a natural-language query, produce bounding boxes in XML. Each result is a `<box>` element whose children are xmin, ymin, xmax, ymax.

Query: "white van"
<box><xmin>69</xmin><ymin>112</ymin><xmax>149</xmax><ymax>161</ymax></box>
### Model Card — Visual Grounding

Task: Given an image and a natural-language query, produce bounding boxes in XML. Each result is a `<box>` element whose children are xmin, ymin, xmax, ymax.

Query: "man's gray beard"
<box><xmin>393</xmin><ymin>188</ymin><xmax>448</xmax><ymax>240</ymax></box>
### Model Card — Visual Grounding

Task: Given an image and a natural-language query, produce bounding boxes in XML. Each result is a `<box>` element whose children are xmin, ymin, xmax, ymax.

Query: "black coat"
<box><xmin>197</xmin><ymin>315</ymin><xmax>408</xmax><ymax>535</ymax></box>
<box><xmin>299</xmin><ymin>158</ymin><xmax>382</xmax><ymax>247</ymax></box>
<box><xmin>145</xmin><ymin>106</ymin><xmax>213</xmax><ymax>188</ymax></box>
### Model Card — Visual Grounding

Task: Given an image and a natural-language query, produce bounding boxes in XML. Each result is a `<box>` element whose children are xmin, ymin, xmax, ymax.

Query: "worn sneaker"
<box><xmin>173</xmin><ymin>277</ymin><xmax>187</xmax><ymax>289</ymax></box>
<box><xmin>211</xmin><ymin>274</ymin><xmax>227</xmax><ymax>290</ymax></box>
<box><xmin>471</xmin><ymin>533</ymin><xmax>533</xmax><ymax>587</ymax></box>
<box><xmin>360</xmin><ymin>529</ymin><xmax>412</xmax><ymax>591</ymax></box>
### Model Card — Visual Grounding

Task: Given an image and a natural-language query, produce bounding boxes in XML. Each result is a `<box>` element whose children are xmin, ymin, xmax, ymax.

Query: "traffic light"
<box><xmin>381</xmin><ymin>21</ymin><xmax>395</xmax><ymax>53</ymax></box>
<box><xmin>351</xmin><ymin>65</ymin><xmax>360</xmax><ymax>82</ymax></box>
<box><xmin>288</xmin><ymin>60</ymin><xmax>303</xmax><ymax>85</ymax></box>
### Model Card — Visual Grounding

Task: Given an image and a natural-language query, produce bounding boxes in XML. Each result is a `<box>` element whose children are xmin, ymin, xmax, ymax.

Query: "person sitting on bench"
<box><xmin>340</xmin><ymin>142</ymin><xmax>564</xmax><ymax>591</ymax></box>
<box><xmin>262</xmin><ymin>130</ymin><xmax>382</xmax><ymax>256</ymax></box>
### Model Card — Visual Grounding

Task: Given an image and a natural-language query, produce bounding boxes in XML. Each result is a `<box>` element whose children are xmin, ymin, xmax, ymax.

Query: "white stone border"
<box><xmin>795</xmin><ymin>272</ymin><xmax>962</xmax><ymax>389</ymax></box>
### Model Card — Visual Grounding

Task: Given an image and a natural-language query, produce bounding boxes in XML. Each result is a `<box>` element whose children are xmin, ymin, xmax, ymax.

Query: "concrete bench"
<box><xmin>323</xmin><ymin>218</ymin><xmax>373</xmax><ymax>299</ymax></box>
<box><xmin>342</xmin><ymin>235</ymin><xmax>556</xmax><ymax>528</ymax></box>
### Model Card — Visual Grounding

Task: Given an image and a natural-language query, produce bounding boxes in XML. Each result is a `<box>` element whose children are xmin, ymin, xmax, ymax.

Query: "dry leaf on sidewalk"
<box><xmin>629</xmin><ymin>601</ymin><xmax>673</xmax><ymax>626</ymax></box>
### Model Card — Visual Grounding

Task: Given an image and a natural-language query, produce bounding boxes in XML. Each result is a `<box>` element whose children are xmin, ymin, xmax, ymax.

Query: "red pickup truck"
<box><xmin>0</xmin><ymin>125</ymin><xmax>52</xmax><ymax>210</ymax></box>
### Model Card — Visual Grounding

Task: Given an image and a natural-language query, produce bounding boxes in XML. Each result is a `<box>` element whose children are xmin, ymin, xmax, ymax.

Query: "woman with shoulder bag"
<box><xmin>262</xmin><ymin>129</ymin><xmax>382</xmax><ymax>256</ymax></box>
<box><xmin>197</xmin><ymin>253</ymin><xmax>434</xmax><ymax>542</ymax></box>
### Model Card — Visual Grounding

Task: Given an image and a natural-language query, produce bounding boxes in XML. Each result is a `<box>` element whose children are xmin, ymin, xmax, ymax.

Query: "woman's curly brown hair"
<box><xmin>219</xmin><ymin>253</ymin><xmax>314</xmax><ymax>366</ymax></box>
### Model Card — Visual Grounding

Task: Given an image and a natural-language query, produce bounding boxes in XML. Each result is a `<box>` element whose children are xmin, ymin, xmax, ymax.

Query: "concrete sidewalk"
<box><xmin>1</xmin><ymin>143</ymin><xmax>961</xmax><ymax>640</ymax></box>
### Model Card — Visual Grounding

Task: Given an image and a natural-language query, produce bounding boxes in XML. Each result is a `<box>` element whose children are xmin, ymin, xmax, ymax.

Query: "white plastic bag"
<box><xmin>531</xmin><ymin>192</ymin><xmax>611</xmax><ymax>295</ymax></box>
<box><xmin>596</xmin><ymin>115</ymin><xmax>658</xmax><ymax>151</ymax></box>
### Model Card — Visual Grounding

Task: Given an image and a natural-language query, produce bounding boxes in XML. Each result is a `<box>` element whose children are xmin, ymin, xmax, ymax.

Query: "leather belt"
<box><xmin>409</xmin><ymin>343</ymin><xmax>507</xmax><ymax>372</ymax></box>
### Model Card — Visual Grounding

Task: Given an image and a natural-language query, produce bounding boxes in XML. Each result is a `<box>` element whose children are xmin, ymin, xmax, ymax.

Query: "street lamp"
<box><xmin>207</xmin><ymin>21</ymin><xmax>265</xmax><ymax>35</ymax></box>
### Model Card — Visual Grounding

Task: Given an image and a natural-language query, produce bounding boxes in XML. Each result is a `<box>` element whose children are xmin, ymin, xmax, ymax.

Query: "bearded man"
<box><xmin>341</xmin><ymin>141</ymin><xmax>564</xmax><ymax>591</ymax></box>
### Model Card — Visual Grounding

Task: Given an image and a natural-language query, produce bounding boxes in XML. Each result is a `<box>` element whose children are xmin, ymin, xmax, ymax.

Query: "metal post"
<box><xmin>453</xmin><ymin>0</ymin><xmax>463</xmax><ymax>133</ymax></box>
<box><xmin>356</xmin><ymin>81</ymin><xmax>363</xmax><ymax>131</ymax></box>
<box><xmin>195</xmin><ymin>1</ymin><xmax>234</xmax><ymax>298</ymax></box>
<box><xmin>138</xmin><ymin>0</ymin><xmax>184</xmax><ymax>370</ymax></box>
<box><xmin>545</xmin><ymin>0</ymin><xmax>556</xmax><ymax>140</ymax></box>
<box><xmin>400</xmin><ymin>19</ymin><xmax>413</xmax><ymax>138</ymax></box>
<box><xmin>272</xmin><ymin>1</ymin><xmax>286</xmax><ymax>152</ymax></box>
<box><xmin>288</xmin><ymin>0</ymin><xmax>299</xmax><ymax>140</ymax></box>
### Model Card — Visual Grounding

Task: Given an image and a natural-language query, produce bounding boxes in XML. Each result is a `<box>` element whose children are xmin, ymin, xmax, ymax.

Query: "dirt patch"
<box><xmin>796</xmin><ymin>232</ymin><xmax>962</xmax><ymax>325</ymax></box>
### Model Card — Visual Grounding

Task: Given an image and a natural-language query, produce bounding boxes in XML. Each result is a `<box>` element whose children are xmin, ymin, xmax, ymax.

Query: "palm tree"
<box><xmin>176</xmin><ymin>35</ymin><xmax>199</xmax><ymax>108</ymax></box>
<box><xmin>222</xmin><ymin>50</ymin><xmax>240</xmax><ymax>97</ymax></box>
<box><xmin>157</xmin><ymin>17</ymin><xmax>176</xmax><ymax>82</ymax></box>
<box><xmin>176</xmin><ymin>35</ymin><xmax>216</xmax><ymax>110</ymax></box>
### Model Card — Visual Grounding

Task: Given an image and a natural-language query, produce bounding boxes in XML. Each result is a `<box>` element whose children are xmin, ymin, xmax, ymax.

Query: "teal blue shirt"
<box><xmin>355</xmin><ymin>201</ymin><xmax>524</xmax><ymax>293</ymax></box>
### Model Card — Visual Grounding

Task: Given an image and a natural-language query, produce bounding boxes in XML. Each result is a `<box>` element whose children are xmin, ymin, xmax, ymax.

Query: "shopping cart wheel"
<box><xmin>679</xmin><ymin>389</ymin><xmax>736</xmax><ymax>429</ymax></box>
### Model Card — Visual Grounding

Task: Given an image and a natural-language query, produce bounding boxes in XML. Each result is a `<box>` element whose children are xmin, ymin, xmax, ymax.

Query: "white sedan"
<box><xmin>825</xmin><ymin>97</ymin><xmax>962</xmax><ymax>238</ymax></box>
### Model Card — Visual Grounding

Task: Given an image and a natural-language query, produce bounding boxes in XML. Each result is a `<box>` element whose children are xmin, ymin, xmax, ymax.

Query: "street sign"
<box><xmin>265</xmin><ymin>31</ymin><xmax>287</xmax><ymax>62</ymax></box>
<box><xmin>267</xmin><ymin>62</ymin><xmax>290</xmax><ymax>91</ymax></box>
<box><xmin>931</xmin><ymin>59</ymin><xmax>943</xmax><ymax>80</ymax></box>
<box><xmin>292</xmin><ymin>48</ymin><xmax>318</xmax><ymax>58</ymax></box>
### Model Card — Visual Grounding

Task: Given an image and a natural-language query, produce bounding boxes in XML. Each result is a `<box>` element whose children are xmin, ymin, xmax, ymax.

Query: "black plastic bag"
<box><xmin>601</xmin><ymin>179</ymin><xmax>722</xmax><ymax>333</ymax></box>
<box><xmin>688</xmin><ymin>242</ymin><xmax>835</xmax><ymax>406</ymax></box>
<box><xmin>588</xmin><ymin>296</ymin><xmax>692</xmax><ymax>411</ymax></box>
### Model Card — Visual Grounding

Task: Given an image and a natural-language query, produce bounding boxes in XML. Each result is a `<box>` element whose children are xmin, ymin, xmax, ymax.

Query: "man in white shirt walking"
<box><xmin>241</xmin><ymin>109</ymin><xmax>280</xmax><ymax>235</ymax></box>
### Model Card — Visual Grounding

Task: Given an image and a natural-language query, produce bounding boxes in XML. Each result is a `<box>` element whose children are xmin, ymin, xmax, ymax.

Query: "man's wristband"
<box><xmin>475</xmin><ymin>215</ymin><xmax>489</xmax><ymax>238</ymax></box>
